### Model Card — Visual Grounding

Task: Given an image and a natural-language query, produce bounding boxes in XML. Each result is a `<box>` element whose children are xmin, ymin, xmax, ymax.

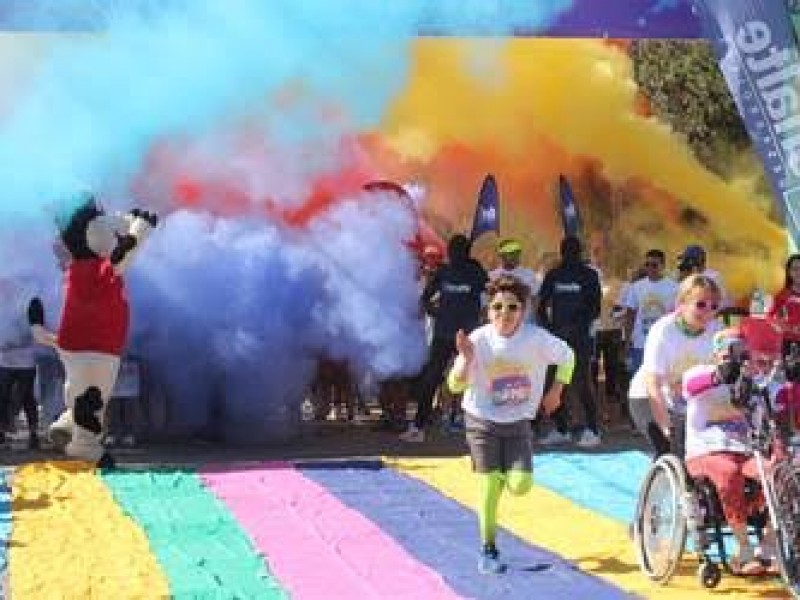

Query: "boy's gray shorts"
<box><xmin>465</xmin><ymin>413</ymin><xmax>533</xmax><ymax>473</ymax></box>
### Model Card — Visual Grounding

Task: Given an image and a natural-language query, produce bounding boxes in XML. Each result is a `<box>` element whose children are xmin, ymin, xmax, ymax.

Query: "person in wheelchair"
<box><xmin>682</xmin><ymin>327</ymin><xmax>779</xmax><ymax>576</ymax></box>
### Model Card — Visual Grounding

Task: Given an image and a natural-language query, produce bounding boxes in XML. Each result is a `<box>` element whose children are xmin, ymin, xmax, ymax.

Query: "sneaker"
<box><xmin>478</xmin><ymin>544</ymin><xmax>506</xmax><ymax>574</ymax></box>
<box><xmin>576</xmin><ymin>429</ymin><xmax>602</xmax><ymax>448</ymax></box>
<box><xmin>399</xmin><ymin>425</ymin><xmax>425</xmax><ymax>443</ymax></box>
<box><xmin>538</xmin><ymin>429</ymin><xmax>572</xmax><ymax>445</ymax></box>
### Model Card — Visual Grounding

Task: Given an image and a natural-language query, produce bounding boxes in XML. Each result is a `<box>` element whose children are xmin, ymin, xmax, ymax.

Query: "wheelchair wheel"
<box><xmin>768</xmin><ymin>461</ymin><xmax>800</xmax><ymax>598</ymax></box>
<box><xmin>633</xmin><ymin>454</ymin><xmax>688</xmax><ymax>584</ymax></box>
<box><xmin>698</xmin><ymin>561</ymin><xmax>721</xmax><ymax>589</ymax></box>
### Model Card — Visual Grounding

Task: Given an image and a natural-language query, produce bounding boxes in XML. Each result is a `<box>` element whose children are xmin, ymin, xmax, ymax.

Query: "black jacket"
<box><xmin>536</xmin><ymin>260</ymin><xmax>601</xmax><ymax>340</ymax></box>
<box><xmin>422</xmin><ymin>258</ymin><xmax>488</xmax><ymax>341</ymax></box>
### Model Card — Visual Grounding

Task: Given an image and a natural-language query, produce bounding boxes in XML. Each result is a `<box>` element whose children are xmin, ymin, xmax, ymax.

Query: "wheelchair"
<box><xmin>632</xmin><ymin>329</ymin><xmax>800</xmax><ymax>596</ymax></box>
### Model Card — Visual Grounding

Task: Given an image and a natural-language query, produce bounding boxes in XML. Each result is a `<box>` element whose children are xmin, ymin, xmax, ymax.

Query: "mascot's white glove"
<box><xmin>110</xmin><ymin>208</ymin><xmax>158</xmax><ymax>273</ymax></box>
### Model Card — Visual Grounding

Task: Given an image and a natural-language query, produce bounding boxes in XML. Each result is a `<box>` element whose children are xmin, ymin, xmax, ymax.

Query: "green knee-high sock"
<box><xmin>505</xmin><ymin>469</ymin><xmax>532</xmax><ymax>496</ymax></box>
<box><xmin>479</xmin><ymin>471</ymin><xmax>505</xmax><ymax>546</ymax></box>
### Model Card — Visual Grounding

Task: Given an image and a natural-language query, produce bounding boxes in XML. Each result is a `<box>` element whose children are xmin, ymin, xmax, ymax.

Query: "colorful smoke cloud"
<box><xmin>379</xmin><ymin>38</ymin><xmax>786</xmax><ymax>299</ymax></box>
<box><xmin>0</xmin><ymin>1</ymin><xmax>572</xmax><ymax>442</ymax></box>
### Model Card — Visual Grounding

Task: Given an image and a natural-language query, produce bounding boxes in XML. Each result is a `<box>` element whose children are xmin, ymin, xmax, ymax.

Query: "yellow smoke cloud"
<box><xmin>381</xmin><ymin>38</ymin><xmax>786</xmax><ymax>300</ymax></box>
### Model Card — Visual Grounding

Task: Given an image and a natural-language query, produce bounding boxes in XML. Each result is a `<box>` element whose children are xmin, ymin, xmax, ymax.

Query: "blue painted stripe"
<box><xmin>0</xmin><ymin>468</ymin><xmax>10</xmax><ymax>589</ymax></box>
<box><xmin>298</xmin><ymin>460</ymin><xmax>631</xmax><ymax>600</ymax></box>
<box><xmin>534</xmin><ymin>450</ymin><xmax>651</xmax><ymax>523</ymax></box>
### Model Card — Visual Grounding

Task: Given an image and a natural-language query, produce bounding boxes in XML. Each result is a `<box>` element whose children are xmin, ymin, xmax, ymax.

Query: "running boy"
<box><xmin>448</xmin><ymin>274</ymin><xmax>574</xmax><ymax>573</ymax></box>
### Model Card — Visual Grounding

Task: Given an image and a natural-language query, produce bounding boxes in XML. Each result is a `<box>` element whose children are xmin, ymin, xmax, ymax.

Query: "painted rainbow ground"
<box><xmin>0</xmin><ymin>450</ymin><xmax>790</xmax><ymax>599</ymax></box>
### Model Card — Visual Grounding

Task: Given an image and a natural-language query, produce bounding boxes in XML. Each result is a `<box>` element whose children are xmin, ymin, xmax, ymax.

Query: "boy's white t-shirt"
<box><xmin>458</xmin><ymin>322</ymin><xmax>573</xmax><ymax>424</ymax></box>
<box><xmin>624</xmin><ymin>277</ymin><xmax>679</xmax><ymax>349</ymax></box>
<box><xmin>489</xmin><ymin>266</ymin><xmax>541</xmax><ymax>296</ymax></box>
<box><xmin>640</xmin><ymin>312</ymin><xmax>720</xmax><ymax>414</ymax></box>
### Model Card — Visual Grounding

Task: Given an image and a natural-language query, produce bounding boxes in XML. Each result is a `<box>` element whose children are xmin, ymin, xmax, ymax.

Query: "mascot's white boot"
<box><xmin>61</xmin><ymin>351</ymin><xmax>120</xmax><ymax>462</ymax></box>
<box><xmin>29</xmin><ymin>194</ymin><xmax>156</xmax><ymax>468</ymax></box>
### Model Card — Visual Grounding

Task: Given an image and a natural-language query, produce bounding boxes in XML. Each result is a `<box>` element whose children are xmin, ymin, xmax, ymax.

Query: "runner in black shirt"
<box><xmin>400</xmin><ymin>234</ymin><xmax>488</xmax><ymax>443</ymax></box>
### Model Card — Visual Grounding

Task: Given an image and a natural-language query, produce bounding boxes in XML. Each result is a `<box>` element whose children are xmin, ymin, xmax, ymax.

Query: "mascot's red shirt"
<box><xmin>57</xmin><ymin>258</ymin><xmax>129</xmax><ymax>355</ymax></box>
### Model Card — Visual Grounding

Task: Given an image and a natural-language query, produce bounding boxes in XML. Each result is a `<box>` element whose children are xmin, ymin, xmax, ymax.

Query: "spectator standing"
<box><xmin>623</xmin><ymin>249</ymin><xmax>678</xmax><ymax>375</ymax></box>
<box><xmin>767</xmin><ymin>253</ymin><xmax>800</xmax><ymax>356</ymax></box>
<box><xmin>400</xmin><ymin>234</ymin><xmax>488</xmax><ymax>443</ymax></box>
<box><xmin>0</xmin><ymin>283</ymin><xmax>40</xmax><ymax>449</ymax></box>
<box><xmin>593</xmin><ymin>268</ymin><xmax>627</xmax><ymax>425</ymax></box>
<box><xmin>489</xmin><ymin>238</ymin><xmax>541</xmax><ymax>319</ymax></box>
<box><xmin>677</xmin><ymin>244</ymin><xmax>728</xmax><ymax>306</ymax></box>
<box><xmin>536</xmin><ymin>235</ymin><xmax>602</xmax><ymax>447</ymax></box>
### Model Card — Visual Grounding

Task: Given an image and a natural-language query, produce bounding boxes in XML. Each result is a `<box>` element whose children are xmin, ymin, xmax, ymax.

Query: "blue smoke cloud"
<box><xmin>0</xmin><ymin>0</ymin><xmax>570</xmax><ymax>442</ymax></box>
<box><xmin>128</xmin><ymin>196</ymin><xmax>425</xmax><ymax>443</ymax></box>
<box><xmin>0</xmin><ymin>0</ymin><xmax>572</xmax><ymax>223</ymax></box>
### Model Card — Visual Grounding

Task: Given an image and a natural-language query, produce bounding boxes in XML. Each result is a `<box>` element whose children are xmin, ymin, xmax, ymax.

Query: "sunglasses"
<box><xmin>490</xmin><ymin>302</ymin><xmax>521</xmax><ymax>313</ymax></box>
<box><xmin>644</xmin><ymin>261</ymin><xmax>661</xmax><ymax>268</ymax></box>
<box><xmin>693</xmin><ymin>300</ymin><xmax>719</xmax><ymax>312</ymax></box>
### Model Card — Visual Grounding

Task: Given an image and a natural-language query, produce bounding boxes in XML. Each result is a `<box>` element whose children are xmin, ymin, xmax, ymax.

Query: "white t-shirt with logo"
<box><xmin>683</xmin><ymin>364</ymin><xmax>749</xmax><ymax>459</ymax></box>
<box><xmin>624</xmin><ymin>277</ymin><xmax>679</xmax><ymax>349</ymax></box>
<box><xmin>641</xmin><ymin>312</ymin><xmax>719</xmax><ymax>414</ymax></box>
<box><xmin>458</xmin><ymin>322</ymin><xmax>574</xmax><ymax>423</ymax></box>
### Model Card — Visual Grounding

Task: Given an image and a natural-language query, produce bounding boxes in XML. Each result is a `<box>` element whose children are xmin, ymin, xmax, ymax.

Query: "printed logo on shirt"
<box><xmin>640</xmin><ymin>295</ymin><xmax>668</xmax><ymax>338</ymax></box>
<box><xmin>706</xmin><ymin>419</ymin><xmax>748</xmax><ymax>435</ymax></box>
<box><xmin>442</xmin><ymin>283</ymin><xmax>473</xmax><ymax>294</ymax></box>
<box><xmin>554</xmin><ymin>282</ymin><xmax>581</xmax><ymax>293</ymax></box>
<box><xmin>489</xmin><ymin>375</ymin><xmax>532</xmax><ymax>405</ymax></box>
<box><xmin>486</xmin><ymin>358</ymin><xmax>532</xmax><ymax>406</ymax></box>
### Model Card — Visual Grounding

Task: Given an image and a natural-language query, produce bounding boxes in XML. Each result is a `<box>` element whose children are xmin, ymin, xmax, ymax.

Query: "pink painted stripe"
<box><xmin>201</xmin><ymin>463</ymin><xmax>461</xmax><ymax>600</ymax></box>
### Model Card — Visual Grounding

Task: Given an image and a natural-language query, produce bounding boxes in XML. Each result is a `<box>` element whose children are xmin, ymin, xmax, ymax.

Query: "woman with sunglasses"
<box><xmin>641</xmin><ymin>274</ymin><xmax>722</xmax><ymax>458</ymax></box>
<box><xmin>447</xmin><ymin>275</ymin><xmax>574</xmax><ymax>574</ymax></box>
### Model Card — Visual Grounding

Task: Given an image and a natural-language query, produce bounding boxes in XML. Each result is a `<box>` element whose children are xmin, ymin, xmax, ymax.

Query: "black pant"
<box><xmin>551</xmin><ymin>334</ymin><xmax>598</xmax><ymax>434</ymax></box>
<box><xmin>592</xmin><ymin>328</ymin><xmax>623</xmax><ymax>397</ymax></box>
<box><xmin>0</xmin><ymin>367</ymin><xmax>38</xmax><ymax>436</ymax></box>
<box><xmin>413</xmin><ymin>336</ymin><xmax>456</xmax><ymax>429</ymax></box>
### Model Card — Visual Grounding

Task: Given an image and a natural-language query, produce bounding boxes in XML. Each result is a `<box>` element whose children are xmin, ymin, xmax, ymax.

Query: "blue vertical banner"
<box><xmin>469</xmin><ymin>173</ymin><xmax>500</xmax><ymax>242</ymax></box>
<box><xmin>557</xmin><ymin>174</ymin><xmax>583</xmax><ymax>238</ymax></box>
<box><xmin>694</xmin><ymin>0</ymin><xmax>800</xmax><ymax>248</ymax></box>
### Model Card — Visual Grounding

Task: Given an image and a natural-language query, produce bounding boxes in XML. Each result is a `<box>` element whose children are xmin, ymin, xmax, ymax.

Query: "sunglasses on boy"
<box><xmin>489</xmin><ymin>302</ymin><xmax>521</xmax><ymax>313</ymax></box>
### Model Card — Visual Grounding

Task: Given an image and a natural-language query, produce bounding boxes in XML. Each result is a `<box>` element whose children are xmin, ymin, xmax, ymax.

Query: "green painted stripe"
<box><xmin>101</xmin><ymin>468</ymin><xmax>288</xmax><ymax>599</ymax></box>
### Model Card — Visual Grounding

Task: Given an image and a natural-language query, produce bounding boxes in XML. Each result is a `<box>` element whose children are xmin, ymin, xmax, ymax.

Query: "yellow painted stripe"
<box><xmin>388</xmin><ymin>457</ymin><xmax>788</xmax><ymax>600</ymax></box>
<box><xmin>10</xmin><ymin>461</ymin><xmax>170</xmax><ymax>599</ymax></box>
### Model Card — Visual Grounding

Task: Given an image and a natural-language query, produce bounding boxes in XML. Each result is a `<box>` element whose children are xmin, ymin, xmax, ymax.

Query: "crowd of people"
<box><xmin>3</xmin><ymin>227</ymin><xmax>800</xmax><ymax>577</ymax></box>
<box><xmin>369</xmin><ymin>234</ymin><xmax>800</xmax><ymax>575</ymax></box>
<box><xmin>383</xmin><ymin>234</ymin><xmax>718</xmax><ymax>450</ymax></box>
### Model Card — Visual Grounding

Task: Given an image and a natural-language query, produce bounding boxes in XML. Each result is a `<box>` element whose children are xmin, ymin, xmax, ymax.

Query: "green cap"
<box><xmin>497</xmin><ymin>239</ymin><xmax>522</xmax><ymax>254</ymax></box>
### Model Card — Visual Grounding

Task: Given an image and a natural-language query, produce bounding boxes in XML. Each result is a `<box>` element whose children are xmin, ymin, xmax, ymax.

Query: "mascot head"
<box><xmin>58</xmin><ymin>192</ymin><xmax>128</xmax><ymax>260</ymax></box>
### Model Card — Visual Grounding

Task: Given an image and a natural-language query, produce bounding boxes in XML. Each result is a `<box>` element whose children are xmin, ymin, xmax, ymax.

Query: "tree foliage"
<box><xmin>630</xmin><ymin>40</ymin><xmax>750</xmax><ymax>172</ymax></box>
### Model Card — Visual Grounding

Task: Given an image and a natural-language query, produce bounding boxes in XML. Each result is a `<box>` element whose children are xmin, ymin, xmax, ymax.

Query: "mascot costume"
<box><xmin>28</xmin><ymin>194</ymin><xmax>157</xmax><ymax>468</ymax></box>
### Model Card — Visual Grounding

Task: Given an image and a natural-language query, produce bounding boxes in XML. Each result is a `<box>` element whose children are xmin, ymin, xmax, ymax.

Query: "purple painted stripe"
<box><xmin>201</xmin><ymin>462</ymin><xmax>461</xmax><ymax>600</ymax></box>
